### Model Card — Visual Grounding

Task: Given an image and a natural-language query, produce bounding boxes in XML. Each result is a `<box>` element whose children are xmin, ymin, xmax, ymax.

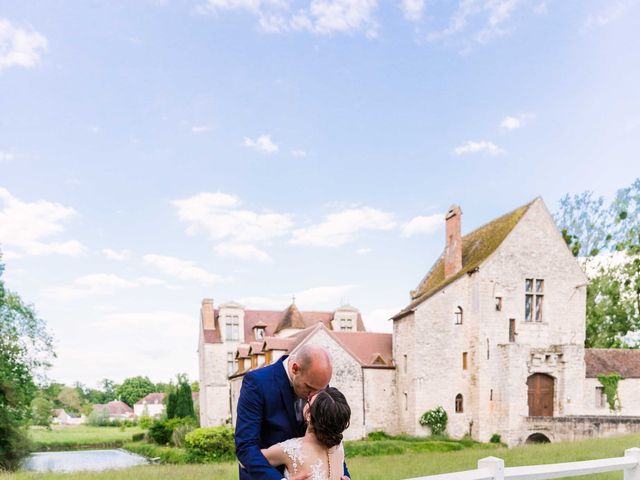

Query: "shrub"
<box><xmin>172</xmin><ymin>424</ymin><xmax>196</xmax><ymax>448</ymax></box>
<box><xmin>419</xmin><ymin>406</ymin><xmax>448</xmax><ymax>436</ymax></box>
<box><xmin>149</xmin><ymin>417</ymin><xmax>196</xmax><ymax>445</ymax></box>
<box><xmin>490</xmin><ymin>433</ymin><xmax>501</xmax><ymax>444</ymax></box>
<box><xmin>367</xmin><ymin>431</ymin><xmax>393</xmax><ymax>441</ymax></box>
<box><xmin>123</xmin><ymin>442</ymin><xmax>191</xmax><ymax>464</ymax></box>
<box><xmin>131</xmin><ymin>432</ymin><xmax>145</xmax><ymax>442</ymax></box>
<box><xmin>86</xmin><ymin>408</ymin><xmax>111</xmax><ymax>427</ymax></box>
<box><xmin>138</xmin><ymin>415</ymin><xmax>153</xmax><ymax>429</ymax></box>
<box><xmin>185</xmin><ymin>426</ymin><xmax>235</xmax><ymax>462</ymax></box>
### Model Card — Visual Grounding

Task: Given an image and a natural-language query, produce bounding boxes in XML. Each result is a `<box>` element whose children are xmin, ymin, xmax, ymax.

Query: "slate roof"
<box><xmin>585</xmin><ymin>349</ymin><xmax>640</xmax><ymax>378</ymax></box>
<box><xmin>392</xmin><ymin>199</ymin><xmax>536</xmax><ymax>320</ymax></box>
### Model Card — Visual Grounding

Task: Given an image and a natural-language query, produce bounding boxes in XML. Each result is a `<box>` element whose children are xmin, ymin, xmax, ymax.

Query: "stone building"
<box><xmin>198</xmin><ymin>197</ymin><xmax>640</xmax><ymax>446</ymax></box>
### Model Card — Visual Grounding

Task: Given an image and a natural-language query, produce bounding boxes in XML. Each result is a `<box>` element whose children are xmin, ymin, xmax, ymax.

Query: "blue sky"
<box><xmin>1</xmin><ymin>0</ymin><xmax>639</xmax><ymax>386</ymax></box>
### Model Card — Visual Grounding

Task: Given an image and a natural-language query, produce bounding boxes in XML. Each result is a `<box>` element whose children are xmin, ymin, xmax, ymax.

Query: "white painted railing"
<box><xmin>406</xmin><ymin>447</ymin><xmax>640</xmax><ymax>480</ymax></box>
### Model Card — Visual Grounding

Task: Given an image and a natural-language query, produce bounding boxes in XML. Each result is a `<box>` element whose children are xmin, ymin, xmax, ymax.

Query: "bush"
<box><xmin>138</xmin><ymin>415</ymin><xmax>153</xmax><ymax>429</ymax></box>
<box><xmin>419</xmin><ymin>406</ymin><xmax>448</xmax><ymax>436</ymax></box>
<box><xmin>367</xmin><ymin>431</ymin><xmax>393</xmax><ymax>441</ymax></box>
<box><xmin>123</xmin><ymin>442</ymin><xmax>191</xmax><ymax>464</ymax></box>
<box><xmin>86</xmin><ymin>408</ymin><xmax>111</xmax><ymax>427</ymax></box>
<box><xmin>131</xmin><ymin>432</ymin><xmax>145</xmax><ymax>442</ymax></box>
<box><xmin>149</xmin><ymin>417</ymin><xmax>196</xmax><ymax>445</ymax></box>
<box><xmin>172</xmin><ymin>423</ymin><xmax>196</xmax><ymax>448</ymax></box>
<box><xmin>185</xmin><ymin>426</ymin><xmax>235</xmax><ymax>462</ymax></box>
<box><xmin>490</xmin><ymin>433</ymin><xmax>501</xmax><ymax>444</ymax></box>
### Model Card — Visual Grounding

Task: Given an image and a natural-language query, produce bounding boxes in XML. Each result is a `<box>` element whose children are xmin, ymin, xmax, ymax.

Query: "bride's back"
<box><xmin>280</xmin><ymin>436</ymin><xmax>344</xmax><ymax>480</ymax></box>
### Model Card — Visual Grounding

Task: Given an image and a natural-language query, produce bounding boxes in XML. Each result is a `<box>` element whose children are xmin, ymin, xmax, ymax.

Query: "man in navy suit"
<box><xmin>235</xmin><ymin>344</ymin><xmax>351</xmax><ymax>480</ymax></box>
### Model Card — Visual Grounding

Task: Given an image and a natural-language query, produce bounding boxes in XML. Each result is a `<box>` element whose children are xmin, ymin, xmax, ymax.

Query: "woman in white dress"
<box><xmin>261</xmin><ymin>387</ymin><xmax>351</xmax><ymax>480</ymax></box>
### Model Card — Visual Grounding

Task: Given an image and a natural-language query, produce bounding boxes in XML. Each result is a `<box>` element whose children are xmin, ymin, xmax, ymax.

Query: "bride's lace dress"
<box><xmin>279</xmin><ymin>437</ymin><xmax>343</xmax><ymax>480</ymax></box>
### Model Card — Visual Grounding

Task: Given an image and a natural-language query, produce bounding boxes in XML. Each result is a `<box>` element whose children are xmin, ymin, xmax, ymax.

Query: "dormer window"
<box><xmin>225</xmin><ymin>315</ymin><xmax>240</xmax><ymax>341</ymax></box>
<box><xmin>255</xmin><ymin>327</ymin><xmax>265</xmax><ymax>340</ymax></box>
<box><xmin>339</xmin><ymin>318</ymin><xmax>353</xmax><ymax>331</ymax></box>
<box><xmin>454</xmin><ymin>306</ymin><xmax>463</xmax><ymax>325</ymax></box>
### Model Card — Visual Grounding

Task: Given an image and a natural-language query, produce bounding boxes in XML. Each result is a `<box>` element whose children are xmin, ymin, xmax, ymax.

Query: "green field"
<box><xmin>3</xmin><ymin>432</ymin><xmax>639</xmax><ymax>480</ymax></box>
<box><xmin>29</xmin><ymin>426</ymin><xmax>145</xmax><ymax>452</ymax></box>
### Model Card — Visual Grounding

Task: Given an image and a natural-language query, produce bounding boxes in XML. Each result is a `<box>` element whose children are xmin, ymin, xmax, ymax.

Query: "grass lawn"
<box><xmin>29</xmin><ymin>426</ymin><xmax>145</xmax><ymax>451</ymax></box>
<box><xmin>3</xmin><ymin>432</ymin><xmax>640</xmax><ymax>479</ymax></box>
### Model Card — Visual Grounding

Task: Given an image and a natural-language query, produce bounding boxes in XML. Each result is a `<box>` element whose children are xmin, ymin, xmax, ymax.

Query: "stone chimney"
<box><xmin>444</xmin><ymin>205</ymin><xmax>462</xmax><ymax>279</ymax></box>
<box><xmin>201</xmin><ymin>298</ymin><xmax>215</xmax><ymax>330</ymax></box>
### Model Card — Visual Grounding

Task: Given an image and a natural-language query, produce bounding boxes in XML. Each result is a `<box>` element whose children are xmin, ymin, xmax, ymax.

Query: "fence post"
<box><xmin>478</xmin><ymin>456</ymin><xmax>504</xmax><ymax>480</ymax></box>
<box><xmin>625</xmin><ymin>448</ymin><xmax>640</xmax><ymax>480</ymax></box>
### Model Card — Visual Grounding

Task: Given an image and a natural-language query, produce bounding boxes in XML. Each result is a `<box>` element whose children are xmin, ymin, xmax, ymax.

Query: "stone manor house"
<box><xmin>198</xmin><ymin>198</ymin><xmax>640</xmax><ymax>446</ymax></box>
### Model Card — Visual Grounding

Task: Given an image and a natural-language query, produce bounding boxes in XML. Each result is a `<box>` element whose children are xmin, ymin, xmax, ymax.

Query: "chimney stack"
<box><xmin>444</xmin><ymin>205</ymin><xmax>462</xmax><ymax>278</ymax></box>
<box><xmin>201</xmin><ymin>298</ymin><xmax>215</xmax><ymax>330</ymax></box>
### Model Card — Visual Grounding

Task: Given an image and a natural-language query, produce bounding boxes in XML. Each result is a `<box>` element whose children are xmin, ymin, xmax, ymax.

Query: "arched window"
<box><xmin>454</xmin><ymin>306</ymin><xmax>463</xmax><ymax>325</ymax></box>
<box><xmin>455</xmin><ymin>394</ymin><xmax>464</xmax><ymax>413</ymax></box>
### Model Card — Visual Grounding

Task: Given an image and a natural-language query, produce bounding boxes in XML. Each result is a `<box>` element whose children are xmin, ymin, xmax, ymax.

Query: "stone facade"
<box><xmin>199</xmin><ymin>197</ymin><xmax>640</xmax><ymax>446</ymax></box>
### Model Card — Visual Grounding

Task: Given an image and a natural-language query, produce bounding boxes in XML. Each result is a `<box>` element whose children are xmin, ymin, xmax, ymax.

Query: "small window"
<box><xmin>455</xmin><ymin>394</ymin><xmax>464</xmax><ymax>413</ymax></box>
<box><xmin>225</xmin><ymin>315</ymin><xmax>240</xmax><ymax>341</ymax></box>
<box><xmin>490</xmin><ymin>389</ymin><xmax>493</xmax><ymax>401</ymax></box>
<box><xmin>454</xmin><ymin>306</ymin><xmax>463</xmax><ymax>325</ymax></box>
<box><xmin>462</xmin><ymin>352</ymin><xmax>468</xmax><ymax>370</ymax></box>
<box><xmin>227</xmin><ymin>352</ymin><xmax>236</xmax><ymax>376</ymax></box>
<box><xmin>486</xmin><ymin>339</ymin><xmax>490</xmax><ymax>360</ymax></box>
<box><xmin>509</xmin><ymin>319</ymin><xmax>517</xmax><ymax>342</ymax></box>
<box><xmin>596</xmin><ymin>387</ymin><xmax>606</xmax><ymax>408</ymax></box>
<box><xmin>403</xmin><ymin>354</ymin><xmax>408</xmax><ymax>374</ymax></box>
<box><xmin>495</xmin><ymin>297</ymin><xmax>502</xmax><ymax>311</ymax></box>
<box><xmin>255</xmin><ymin>328</ymin><xmax>265</xmax><ymax>340</ymax></box>
<box><xmin>340</xmin><ymin>318</ymin><xmax>353</xmax><ymax>331</ymax></box>
<box><xmin>404</xmin><ymin>392</ymin><xmax>408</xmax><ymax>411</ymax></box>
<box><xmin>525</xmin><ymin>278</ymin><xmax>544</xmax><ymax>322</ymax></box>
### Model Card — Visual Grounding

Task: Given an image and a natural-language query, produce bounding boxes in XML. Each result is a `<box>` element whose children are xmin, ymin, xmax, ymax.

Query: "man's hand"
<box><xmin>289</xmin><ymin>472</ymin><xmax>312</xmax><ymax>480</ymax></box>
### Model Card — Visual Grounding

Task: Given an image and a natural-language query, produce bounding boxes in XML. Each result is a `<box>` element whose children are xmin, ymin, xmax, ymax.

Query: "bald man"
<box><xmin>235</xmin><ymin>345</ymin><xmax>351</xmax><ymax>480</ymax></box>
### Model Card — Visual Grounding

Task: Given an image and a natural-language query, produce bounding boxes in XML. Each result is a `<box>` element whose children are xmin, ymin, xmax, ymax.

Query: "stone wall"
<box><xmin>363</xmin><ymin>367</ymin><xmax>398</xmax><ymax>435</ymax></box>
<box><xmin>583</xmin><ymin>378</ymin><xmax>640</xmax><ymax>416</ymax></box>
<box><xmin>523</xmin><ymin>416</ymin><xmax>640</xmax><ymax>444</ymax></box>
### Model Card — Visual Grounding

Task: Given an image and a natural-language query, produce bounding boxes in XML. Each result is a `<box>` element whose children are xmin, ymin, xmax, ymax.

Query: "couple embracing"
<box><xmin>235</xmin><ymin>344</ymin><xmax>352</xmax><ymax>480</ymax></box>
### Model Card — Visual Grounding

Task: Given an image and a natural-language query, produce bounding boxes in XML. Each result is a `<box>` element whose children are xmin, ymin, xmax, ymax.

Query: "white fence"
<box><xmin>406</xmin><ymin>447</ymin><xmax>640</xmax><ymax>480</ymax></box>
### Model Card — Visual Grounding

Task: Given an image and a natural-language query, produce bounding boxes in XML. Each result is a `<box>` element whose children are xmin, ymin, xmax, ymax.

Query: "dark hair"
<box><xmin>309</xmin><ymin>387</ymin><xmax>351</xmax><ymax>448</ymax></box>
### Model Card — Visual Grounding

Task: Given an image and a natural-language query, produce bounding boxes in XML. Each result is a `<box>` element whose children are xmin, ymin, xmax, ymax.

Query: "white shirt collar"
<box><xmin>282</xmin><ymin>355</ymin><xmax>294</xmax><ymax>386</ymax></box>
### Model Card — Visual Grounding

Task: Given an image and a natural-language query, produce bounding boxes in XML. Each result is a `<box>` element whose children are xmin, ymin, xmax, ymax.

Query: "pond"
<box><xmin>24</xmin><ymin>449</ymin><xmax>148</xmax><ymax>472</ymax></box>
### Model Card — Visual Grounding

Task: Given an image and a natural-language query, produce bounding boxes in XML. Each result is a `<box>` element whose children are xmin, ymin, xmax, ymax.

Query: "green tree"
<box><xmin>31</xmin><ymin>395</ymin><xmax>54</xmax><ymax>428</ymax></box>
<box><xmin>175</xmin><ymin>375</ymin><xmax>195</xmax><ymax>419</ymax></box>
<box><xmin>57</xmin><ymin>386</ymin><xmax>83</xmax><ymax>414</ymax></box>
<box><xmin>190</xmin><ymin>380</ymin><xmax>200</xmax><ymax>393</ymax></box>
<box><xmin>555</xmin><ymin>178</ymin><xmax>640</xmax><ymax>348</ymax></box>
<box><xmin>116</xmin><ymin>376</ymin><xmax>156</xmax><ymax>407</ymax></box>
<box><xmin>0</xmin><ymin>255</ymin><xmax>55</xmax><ymax>470</ymax></box>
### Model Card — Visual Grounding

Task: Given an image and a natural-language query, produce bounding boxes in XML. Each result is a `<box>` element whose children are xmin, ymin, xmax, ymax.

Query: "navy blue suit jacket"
<box><xmin>235</xmin><ymin>356</ymin><xmax>350</xmax><ymax>480</ymax></box>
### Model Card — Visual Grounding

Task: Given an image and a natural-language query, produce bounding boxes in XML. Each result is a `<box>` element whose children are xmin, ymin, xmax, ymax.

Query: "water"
<box><xmin>24</xmin><ymin>449</ymin><xmax>149</xmax><ymax>472</ymax></box>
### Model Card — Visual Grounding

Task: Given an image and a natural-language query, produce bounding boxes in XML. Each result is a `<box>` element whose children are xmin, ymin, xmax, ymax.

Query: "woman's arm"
<box><xmin>260</xmin><ymin>443</ymin><xmax>288</xmax><ymax>468</ymax></box>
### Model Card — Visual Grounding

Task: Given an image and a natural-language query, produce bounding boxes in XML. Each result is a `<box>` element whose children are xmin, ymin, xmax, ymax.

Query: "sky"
<box><xmin>1</xmin><ymin>0</ymin><xmax>639</xmax><ymax>388</ymax></box>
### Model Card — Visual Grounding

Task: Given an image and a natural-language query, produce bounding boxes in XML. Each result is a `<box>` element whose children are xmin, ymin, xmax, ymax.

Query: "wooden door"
<box><xmin>527</xmin><ymin>374</ymin><xmax>554</xmax><ymax>417</ymax></box>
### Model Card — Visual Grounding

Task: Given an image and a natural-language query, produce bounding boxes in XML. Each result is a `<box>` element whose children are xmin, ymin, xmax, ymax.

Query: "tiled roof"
<box><xmin>136</xmin><ymin>392</ymin><xmax>165</xmax><ymax>405</ymax></box>
<box><xmin>93</xmin><ymin>400</ymin><xmax>133</xmax><ymax>415</ymax></box>
<box><xmin>202</xmin><ymin>309</ymin><xmax>222</xmax><ymax>343</ymax></box>
<box><xmin>248</xmin><ymin>341</ymin><xmax>265</xmax><ymax>355</ymax></box>
<box><xmin>236</xmin><ymin>344</ymin><xmax>251</xmax><ymax>358</ymax></box>
<box><xmin>393</xmin><ymin>199</ymin><xmax>535</xmax><ymax>319</ymax></box>
<box><xmin>585</xmin><ymin>349</ymin><xmax>640</xmax><ymax>378</ymax></box>
<box><xmin>275</xmin><ymin>304</ymin><xmax>307</xmax><ymax>332</ymax></box>
<box><xmin>263</xmin><ymin>336</ymin><xmax>296</xmax><ymax>351</ymax></box>
<box><xmin>331</xmin><ymin>331</ymin><xmax>394</xmax><ymax>367</ymax></box>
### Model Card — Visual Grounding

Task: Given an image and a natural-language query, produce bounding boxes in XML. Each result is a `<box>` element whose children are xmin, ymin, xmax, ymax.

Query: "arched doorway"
<box><xmin>527</xmin><ymin>373</ymin><xmax>554</xmax><ymax>417</ymax></box>
<box><xmin>526</xmin><ymin>433</ymin><xmax>551</xmax><ymax>444</ymax></box>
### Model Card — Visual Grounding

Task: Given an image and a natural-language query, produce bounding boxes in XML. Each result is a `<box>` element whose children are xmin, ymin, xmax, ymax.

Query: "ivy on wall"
<box><xmin>597</xmin><ymin>373</ymin><xmax>623</xmax><ymax>411</ymax></box>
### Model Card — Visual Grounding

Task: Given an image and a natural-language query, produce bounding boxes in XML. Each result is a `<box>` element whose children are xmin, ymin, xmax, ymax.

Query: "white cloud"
<box><xmin>173</xmin><ymin>192</ymin><xmax>292</xmax><ymax>243</ymax></box>
<box><xmin>501</xmin><ymin>116</ymin><xmax>521</xmax><ymax>130</ymax></box>
<box><xmin>0</xmin><ymin>187</ymin><xmax>86</xmax><ymax>258</ymax></box>
<box><xmin>585</xmin><ymin>0</ymin><xmax>635</xmax><ymax>29</ymax></box>
<box><xmin>243</xmin><ymin>134</ymin><xmax>279</xmax><ymax>153</ymax></box>
<box><xmin>356</xmin><ymin>247</ymin><xmax>372</xmax><ymax>254</ymax></box>
<box><xmin>291</xmin><ymin>149</ymin><xmax>307</xmax><ymax>157</ymax></box>
<box><xmin>0</xmin><ymin>151</ymin><xmax>16</xmax><ymax>162</ymax></box>
<box><xmin>240</xmin><ymin>284</ymin><xmax>357</xmax><ymax>310</ymax></box>
<box><xmin>94</xmin><ymin>311</ymin><xmax>194</xmax><ymax>336</ymax></box>
<box><xmin>426</xmin><ymin>0</ymin><xmax>522</xmax><ymax>46</ymax></box>
<box><xmin>291</xmin><ymin>0</ymin><xmax>379</xmax><ymax>37</ymax></box>
<box><xmin>0</xmin><ymin>19</ymin><xmax>48</xmax><ymax>71</ymax></box>
<box><xmin>292</xmin><ymin>207</ymin><xmax>395</xmax><ymax>247</ymax></box>
<box><xmin>102</xmin><ymin>248</ymin><xmax>132</xmax><ymax>261</ymax></box>
<box><xmin>500</xmin><ymin>113</ymin><xmax>534</xmax><ymax>130</ymax></box>
<box><xmin>401</xmin><ymin>0</ymin><xmax>425</xmax><ymax>21</ymax></box>
<box><xmin>402</xmin><ymin>213</ymin><xmax>442</xmax><ymax>237</ymax></box>
<box><xmin>363</xmin><ymin>307</ymin><xmax>400</xmax><ymax>333</ymax></box>
<box><xmin>143</xmin><ymin>254</ymin><xmax>227</xmax><ymax>285</ymax></box>
<box><xmin>192</xmin><ymin>125</ymin><xmax>212</xmax><ymax>134</ymax></box>
<box><xmin>134</xmin><ymin>276</ymin><xmax>168</xmax><ymax>286</ymax></box>
<box><xmin>43</xmin><ymin>274</ymin><xmax>139</xmax><ymax>301</ymax></box>
<box><xmin>452</xmin><ymin>140</ymin><xmax>505</xmax><ymax>156</ymax></box>
<box><xmin>214</xmin><ymin>242</ymin><xmax>272</xmax><ymax>262</ymax></box>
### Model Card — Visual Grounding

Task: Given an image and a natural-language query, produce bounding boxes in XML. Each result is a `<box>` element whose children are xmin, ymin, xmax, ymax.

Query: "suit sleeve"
<box><xmin>343</xmin><ymin>459</ymin><xmax>351</xmax><ymax>478</ymax></box>
<box><xmin>235</xmin><ymin>373</ymin><xmax>284</xmax><ymax>480</ymax></box>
